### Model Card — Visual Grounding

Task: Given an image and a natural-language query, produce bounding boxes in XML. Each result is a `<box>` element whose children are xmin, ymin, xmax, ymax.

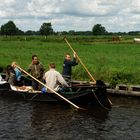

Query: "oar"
<box><xmin>15</xmin><ymin>65</ymin><xmax>83</xmax><ymax>110</ymax></box>
<box><xmin>63</xmin><ymin>37</ymin><xmax>112</xmax><ymax>105</ymax></box>
<box><xmin>64</xmin><ymin>37</ymin><xmax>96</xmax><ymax>83</ymax></box>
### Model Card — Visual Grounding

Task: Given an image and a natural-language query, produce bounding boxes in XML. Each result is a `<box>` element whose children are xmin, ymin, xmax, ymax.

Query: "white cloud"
<box><xmin>0</xmin><ymin>0</ymin><xmax>140</xmax><ymax>32</ymax></box>
<box><xmin>0</xmin><ymin>0</ymin><xmax>16</xmax><ymax>7</ymax></box>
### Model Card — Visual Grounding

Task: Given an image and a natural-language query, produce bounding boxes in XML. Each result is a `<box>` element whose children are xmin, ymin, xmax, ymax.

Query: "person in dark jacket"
<box><xmin>28</xmin><ymin>55</ymin><xmax>45</xmax><ymax>90</ymax></box>
<box><xmin>62</xmin><ymin>52</ymin><xmax>78</xmax><ymax>80</ymax></box>
<box><xmin>5</xmin><ymin>65</ymin><xmax>16</xmax><ymax>85</ymax></box>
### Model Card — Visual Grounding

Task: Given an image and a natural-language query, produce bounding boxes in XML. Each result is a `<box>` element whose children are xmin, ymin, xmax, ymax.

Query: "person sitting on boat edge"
<box><xmin>27</xmin><ymin>54</ymin><xmax>45</xmax><ymax>90</ymax></box>
<box><xmin>62</xmin><ymin>52</ymin><xmax>78</xmax><ymax>81</ymax></box>
<box><xmin>43</xmin><ymin>63</ymin><xmax>69</xmax><ymax>93</ymax></box>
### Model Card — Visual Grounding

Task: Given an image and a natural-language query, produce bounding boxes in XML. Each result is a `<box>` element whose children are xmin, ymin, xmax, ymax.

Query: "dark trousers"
<box><xmin>32</xmin><ymin>78</ymin><xmax>43</xmax><ymax>90</ymax></box>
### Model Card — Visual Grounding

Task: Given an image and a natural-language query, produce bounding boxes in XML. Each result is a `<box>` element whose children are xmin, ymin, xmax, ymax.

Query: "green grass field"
<box><xmin>0</xmin><ymin>35</ymin><xmax>140</xmax><ymax>86</ymax></box>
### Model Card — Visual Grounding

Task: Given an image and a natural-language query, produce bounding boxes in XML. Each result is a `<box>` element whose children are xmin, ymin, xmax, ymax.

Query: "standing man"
<box><xmin>28</xmin><ymin>55</ymin><xmax>45</xmax><ymax>90</ymax></box>
<box><xmin>62</xmin><ymin>52</ymin><xmax>78</xmax><ymax>80</ymax></box>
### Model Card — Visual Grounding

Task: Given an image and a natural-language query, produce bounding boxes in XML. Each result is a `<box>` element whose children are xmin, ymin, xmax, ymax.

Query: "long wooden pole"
<box><xmin>16</xmin><ymin>65</ymin><xmax>81</xmax><ymax>109</ymax></box>
<box><xmin>64</xmin><ymin>37</ymin><xmax>112</xmax><ymax>105</ymax></box>
<box><xmin>64</xmin><ymin>37</ymin><xmax>96</xmax><ymax>84</ymax></box>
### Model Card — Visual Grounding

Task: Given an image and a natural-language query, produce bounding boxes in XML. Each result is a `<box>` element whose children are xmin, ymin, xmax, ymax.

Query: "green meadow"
<box><xmin>0</xmin><ymin>35</ymin><xmax>140</xmax><ymax>87</ymax></box>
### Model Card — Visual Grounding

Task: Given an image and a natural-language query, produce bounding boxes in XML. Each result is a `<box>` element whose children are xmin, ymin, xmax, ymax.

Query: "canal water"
<box><xmin>0</xmin><ymin>96</ymin><xmax>140</xmax><ymax>140</ymax></box>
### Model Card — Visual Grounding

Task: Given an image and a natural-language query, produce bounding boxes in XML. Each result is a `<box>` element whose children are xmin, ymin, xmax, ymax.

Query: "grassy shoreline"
<box><xmin>0</xmin><ymin>35</ymin><xmax>140</xmax><ymax>87</ymax></box>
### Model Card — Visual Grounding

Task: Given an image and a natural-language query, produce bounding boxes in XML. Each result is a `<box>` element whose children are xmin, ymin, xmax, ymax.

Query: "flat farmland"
<box><xmin>0</xmin><ymin>35</ymin><xmax>140</xmax><ymax>86</ymax></box>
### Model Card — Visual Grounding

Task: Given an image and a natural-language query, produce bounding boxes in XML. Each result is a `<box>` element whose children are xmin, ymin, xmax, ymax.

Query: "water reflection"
<box><xmin>30</xmin><ymin>102</ymin><xmax>110</xmax><ymax>139</ymax></box>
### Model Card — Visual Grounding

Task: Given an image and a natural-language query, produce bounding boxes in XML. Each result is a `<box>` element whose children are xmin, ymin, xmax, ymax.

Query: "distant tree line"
<box><xmin>0</xmin><ymin>20</ymin><xmax>140</xmax><ymax>36</ymax></box>
<box><xmin>0</xmin><ymin>21</ymin><xmax>53</xmax><ymax>37</ymax></box>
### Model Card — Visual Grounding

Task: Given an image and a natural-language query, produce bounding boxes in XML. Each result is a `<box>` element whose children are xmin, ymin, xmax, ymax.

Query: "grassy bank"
<box><xmin>0</xmin><ymin>35</ymin><xmax>140</xmax><ymax>86</ymax></box>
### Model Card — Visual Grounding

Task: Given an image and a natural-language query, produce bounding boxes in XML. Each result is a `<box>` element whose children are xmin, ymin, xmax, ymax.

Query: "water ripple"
<box><xmin>0</xmin><ymin>96</ymin><xmax>140</xmax><ymax>140</ymax></box>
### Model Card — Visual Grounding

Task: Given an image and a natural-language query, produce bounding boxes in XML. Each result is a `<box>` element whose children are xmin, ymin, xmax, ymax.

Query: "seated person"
<box><xmin>11</xmin><ymin>62</ymin><xmax>23</xmax><ymax>86</ymax></box>
<box><xmin>0</xmin><ymin>66</ymin><xmax>31</xmax><ymax>90</ymax></box>
<box><xmin>43</xmin><ymin>63</ymin><xmax>69</xmax><ymax>93</ymax></box>
<box><xmin>27</xmin><ymin>54</ymin><xmax>45</xmax><ymax>90</ymax></box>
<box><xmin>0</xmin><ymin>74</ymin><xmax>7</xmax><ymax>84</ymax></box>
<box><xmin>0</xmin><ymin>72</ymin><xmax>5</xmax><ymax>84</ymax></box>
<box><xmin>5</xmin><ymin>65</ymin><xmax>16</xmax><ymax>85</ymax></box>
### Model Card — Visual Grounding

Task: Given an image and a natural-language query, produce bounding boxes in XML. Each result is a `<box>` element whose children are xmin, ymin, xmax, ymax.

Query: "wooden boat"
<box><xmin>0</xmin><ymin>80</ymin><xmax>111</xmax><ymax>109</ymax></box>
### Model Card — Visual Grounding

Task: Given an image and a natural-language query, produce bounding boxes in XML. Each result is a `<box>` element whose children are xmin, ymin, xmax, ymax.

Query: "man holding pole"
<box><xmin>62</xmin><ymin>52</ymin><xmax>78</xmax><ymax>80</ymax></box>
<box><xmin>63</xmin><ymin>37</ymin><xmax>112</xmax><ymax>106</ymax></box>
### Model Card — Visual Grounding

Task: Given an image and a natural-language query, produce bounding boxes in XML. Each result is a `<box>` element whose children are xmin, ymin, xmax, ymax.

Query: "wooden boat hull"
<box><xmin>0</xmin><ymin>81</ymin><xmax>111</xmax><ymax>109</ymax></box>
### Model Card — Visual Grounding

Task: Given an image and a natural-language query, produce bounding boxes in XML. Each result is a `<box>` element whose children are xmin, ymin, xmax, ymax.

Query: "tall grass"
<box><xmin>0</xmin><ymin>35</ymin><xmax>140</xmax><ymax>86</ymax></box>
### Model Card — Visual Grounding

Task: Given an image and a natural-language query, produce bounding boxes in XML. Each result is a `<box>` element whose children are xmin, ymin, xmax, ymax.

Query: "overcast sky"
<box><xmin>0</xmin><ymin>0</ymin><xmax>140</xmax><ymax>32</ymax></box>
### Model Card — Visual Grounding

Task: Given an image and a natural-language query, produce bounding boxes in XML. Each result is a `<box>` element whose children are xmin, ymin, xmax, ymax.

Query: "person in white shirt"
<box><xmin>43</xmin><ymin>63</ymin><xmax>69</xmax><ymax>92</ymax></box>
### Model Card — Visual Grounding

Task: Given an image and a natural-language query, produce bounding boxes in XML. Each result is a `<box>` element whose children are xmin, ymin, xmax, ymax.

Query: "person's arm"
<box><xmin>70</xmin><ymin>58</ymin><xmax>78</xmax><ymax>66</ymax></box>
<box><xmin>43</xmin><ymin>73</ymin><xmax>46</xmax><ymax>80</ymax></box>
<box><xmin>40</xmin><ymin>64</ymin><xmax>45</xmax><ymax>77</ymax></box>
<box><xmin>27</xmin><ymin>64</ymin><xmax>32</xmax><ymax>73</ymax></box>
<box><xmin>70</xmin><ymin>52</ymin><xmax>78</xmax><ymax>66</ymax></box>
<box><xmin>57</xmin><ymin>72</ymin><xmax>69</xmax><ymax>87</ymax></box>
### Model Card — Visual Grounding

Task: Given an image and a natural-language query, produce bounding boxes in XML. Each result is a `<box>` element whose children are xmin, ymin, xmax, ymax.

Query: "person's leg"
<box><xmin>38</xmin><ymin>78</ymin><xmax>44</xmax><ymax>90</ymax></box>
<box><xmin>32</xmin><ymin>80</ymin><xmax>38</xmax><ymax>90</ymax></box>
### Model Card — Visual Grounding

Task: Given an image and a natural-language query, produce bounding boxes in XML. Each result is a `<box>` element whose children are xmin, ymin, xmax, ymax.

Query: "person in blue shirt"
<box><xmin>11</xmin><ymin>62</ymin><xmax>23</xmax><ymax>86</ymax></box>
<box><xmin>62</xmin><ymin>52</ymin><xmax>78</xmax><ymax>80</ymax></box>
<box><xmin>11</xmin><ymin>62</ymin><xmax>21</xmax><ymax>80</ymax></box>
